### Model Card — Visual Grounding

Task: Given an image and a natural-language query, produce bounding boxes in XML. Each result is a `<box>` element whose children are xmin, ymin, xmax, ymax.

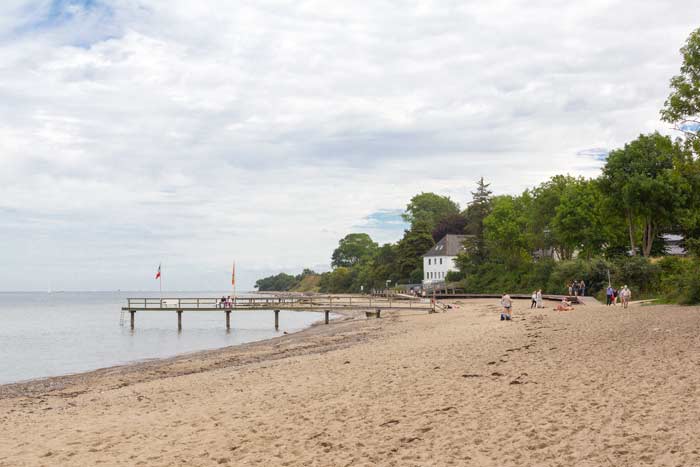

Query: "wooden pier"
<box><xmin>121</xmin><ymin>295</ymin><xmax>434</xmax><ymax>331</ymax></box>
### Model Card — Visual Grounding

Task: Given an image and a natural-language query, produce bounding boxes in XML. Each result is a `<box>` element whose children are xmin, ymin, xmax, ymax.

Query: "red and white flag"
<box><xmin>155</xmin><ymin>264</ymin><xmax>161</xmax><ymax>280</ymax></box>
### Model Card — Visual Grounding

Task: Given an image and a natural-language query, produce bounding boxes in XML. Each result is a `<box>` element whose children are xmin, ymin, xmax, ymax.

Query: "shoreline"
<box><xmin>0</xmin><ymin>307</ymin><xmax>362</xmax><ymax>400</ymax></box>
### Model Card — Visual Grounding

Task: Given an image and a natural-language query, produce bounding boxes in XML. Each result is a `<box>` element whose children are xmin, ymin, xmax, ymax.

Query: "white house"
<box><xmin>422</xmin><ymin>234</ymin><xmax>468</xmax><ymax>285</ymax></box>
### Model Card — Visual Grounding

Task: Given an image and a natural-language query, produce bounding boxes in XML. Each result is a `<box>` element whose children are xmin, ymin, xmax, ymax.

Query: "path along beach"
<box><xmin>1</xmin><ymin>298</ymin><xmax>699</xmax><ymax>466</ymax></box>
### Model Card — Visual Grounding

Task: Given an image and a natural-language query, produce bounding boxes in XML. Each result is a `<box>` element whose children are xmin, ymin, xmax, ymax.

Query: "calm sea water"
<box><xmin>0</xmin><ymin>291</ymin><xmax>324</xmax><ymax>385</ymax></box>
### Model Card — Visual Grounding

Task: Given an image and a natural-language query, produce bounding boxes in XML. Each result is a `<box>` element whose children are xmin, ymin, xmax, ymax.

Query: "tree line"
<box><xmin>256</xmin><ymin>27</ymin><xmax>700</xmax><ymax>303</ymax></box>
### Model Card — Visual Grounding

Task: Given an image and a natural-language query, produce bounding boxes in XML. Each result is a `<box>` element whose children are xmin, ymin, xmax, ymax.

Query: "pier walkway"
<box><xmin>121</xmin><ymin>295</ymin><xmax>434</xmax><ymax>331</ymax></box>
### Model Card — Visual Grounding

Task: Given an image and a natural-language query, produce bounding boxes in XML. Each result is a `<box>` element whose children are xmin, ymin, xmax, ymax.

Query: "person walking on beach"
<box><xmin>530</xmin><ymin>291</ymin><xmax>537</xmax><ymax>309</ymax></box>
<box><xmin>572</xmin><ymin>280</ymin><xmax>580</xmax><ymax>297</ymax></box>
<box><xmin>606</xmin><ymin>286</ymin><xmax>614</xmax><ymax>306</ymax></box>
<box><xmin>621</xmin><ymin>285</ymin><xmax>632</xmax><ymax>309</ymax></box>
<box><xmin>500</xmin><ymin>293</ymin><xmax>512</xmax><ymax>321</ymax></box>
<box><xmin>580</xmin><ymin>280</ymin><xmax>586</xmax><ymax>297</ymax></box>
<box><xmin>536</xmin><ymin>289</ymin><xmax>543</xmax><ymax>308</ymax></box>
<box><xmin>568</xmin><ymin>282</ymin><xmax>573</xmax><ymax>296</ymax></box>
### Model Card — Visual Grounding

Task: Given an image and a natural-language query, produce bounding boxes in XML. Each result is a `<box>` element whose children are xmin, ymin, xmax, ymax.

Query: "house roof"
<box><xmin>423</xmin><ymin>234</ymin><xmax>469</xmax><ymax>257</ymax></box>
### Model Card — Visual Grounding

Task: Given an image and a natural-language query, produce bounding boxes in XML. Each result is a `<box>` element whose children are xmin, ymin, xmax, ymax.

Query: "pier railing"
<box><xmin>121</xmin><ymin>295</ymin><xmax>433</xmax><ymax>331</ymax></box>
<box><xmin>124</xmin><ymin>295</ymin><xmax>427</xmax><ymax>311</ymax></box>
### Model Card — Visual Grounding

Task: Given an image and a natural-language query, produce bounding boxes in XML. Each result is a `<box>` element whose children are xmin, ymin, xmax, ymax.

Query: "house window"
<box><xmin>428</xmin><ymin>258</ymin><xmax>431</xmax><ymax>265</ymax></box>
<box><xmin>440</xmin><ymin>258</ymin><xmax>443</xmax><ymax>265</ymax></box>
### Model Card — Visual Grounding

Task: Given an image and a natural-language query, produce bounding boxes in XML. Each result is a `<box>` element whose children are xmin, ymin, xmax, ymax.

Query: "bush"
<box><xmin>546</xmin><ymin>258</ymin><xmax>612</xmax><ymax>296</ymax></box>
<box><xmin>611</xmin><ymin>256</ymin><xmax>660</xmax><ymax>295</ymax></box>
<box><xmin>658</xmin><ymin>256</ymin><xmax>700</xmax><ymax>304</ymax></box>
<box><xmin>446</xmin><ymin>270</ymin><xmax>466</xmax><ymax>282</ymax></box>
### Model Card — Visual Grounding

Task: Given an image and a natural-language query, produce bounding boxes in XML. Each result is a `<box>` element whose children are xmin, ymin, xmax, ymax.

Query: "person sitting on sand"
<box><xmin>556</xmin><ymin>298</ymin><xmax>573</xmax><ymax>312</ymax></box>
<box><xmin>500</xmin><ymin>293</ymin><xmax>512</xmax><ymax>321</ymax></box>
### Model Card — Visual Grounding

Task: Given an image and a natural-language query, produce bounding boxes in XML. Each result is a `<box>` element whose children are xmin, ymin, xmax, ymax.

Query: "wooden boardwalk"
<box><xmin>121</xmin><ymin>295</ymin><xmax>434</xmax><ymax>331</ymax></box>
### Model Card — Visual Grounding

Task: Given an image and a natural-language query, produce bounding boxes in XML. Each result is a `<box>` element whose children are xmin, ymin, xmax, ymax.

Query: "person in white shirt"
<box><xmin>621</xmin><ymin>286</ymin><xmax>632</xmax><ymax>309</ymax></box>
<box><xmin>536</xmin><ymin>289</ymin><xmax>543</xmax><ymax>308</ymax></box>
<box><xmin>500</xmin><ymin>294</ymin><xmax>513</xmax><ymax>321</ymax></box>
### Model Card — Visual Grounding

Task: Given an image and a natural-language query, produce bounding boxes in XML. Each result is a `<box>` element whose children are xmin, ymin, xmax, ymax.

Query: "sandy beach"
<box><xmin>1</xmin><ymin>298</ymin><xmax>700</xmax><ymax>466</ymax></box>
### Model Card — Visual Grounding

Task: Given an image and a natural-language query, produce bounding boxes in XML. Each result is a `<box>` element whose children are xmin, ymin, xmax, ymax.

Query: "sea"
<box><xmin>0</xmin><ymin>291</ymin><xmax>324</xmax><ymax>385</ymax></box>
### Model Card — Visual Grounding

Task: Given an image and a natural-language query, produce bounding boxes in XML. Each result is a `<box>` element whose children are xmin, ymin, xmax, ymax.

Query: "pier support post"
<box><xmin>325</xmin><ymin>310</ymin><xmax>330</xmax><ymax>325</ymax></box>
<box><xmin>177</xmin><ymin>310</ymin><xmax>183</xmax><ymax>331</ymax></box>
<box><xmin>225</xmin><ymin>310</ymin><xmax>231</xmax><ymax>330</ymax></box>
<box><xmin>130</xmin><ymin>310</ymin><xmax>135</xmax><ymax>330</ymax></box>
<box><xmin>274</xmin><ymin>309</ymin><xmax>280</xmax><ymax>330</ymax></box>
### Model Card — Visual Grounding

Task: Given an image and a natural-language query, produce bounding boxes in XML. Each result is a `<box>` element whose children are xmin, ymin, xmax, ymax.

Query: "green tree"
<box><xmin>482</xmin><ymin>194</ymin><xmax>533</xmax><ymax>267</ymax></box>
<box><xmin>463</xmin><ymin>177</ymin><xmax>493</xmax><ymax>263</ymax></box>
<box><xmin>369</xmin><ymin>243</ymin><xmax>400</xmax><ymax>289</ymax></box>
<box><xmin>600</xmin><ymin>133</ymin><xmax>688</xmax><ymax>257</ymax></box>
<box><xmin>528</xmin><ymin>175</ymin><xmax>578</xmax><ymax>260</ymax></box>
<box><xmin>431</xmin><ymin>212</ymin><xmax>468</xmax><ymax>242</ymax></box>
<box><xmin>331</xmin><ymin>233</ymin><xmax>378</xmax><ymax>268</ymax></box>
<box><xmin>319</xmin><ymin>267</ymin><xmax>355</xmax><ymax>293</ymax></box>
<box><xmin>551</xmin><ymin>179</ymin><xmax>608</xmax><ymax>259</ymax></box>
<box><xmin>254</xmin><ymin>272</ymin><xmax>298</xmax><ymax>291</ymax></box>
<box><xmin>402</xmin><ymin>193</ymin><xmax>460</xmax><ymax>231</ymax></box>
<box><xmin>661</xmin><ymin>27</ymin><xmax>700</xmax><ymax>150</ymax></box>
<box><xmin>396</xmin><ymin>221</ymin><xmax>434</xmax><ymax>282</ymax></box>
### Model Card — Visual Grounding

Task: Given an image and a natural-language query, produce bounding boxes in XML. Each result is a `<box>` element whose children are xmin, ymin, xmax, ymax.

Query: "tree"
<box><xmin>369</xmin><ymin>243</ymin><xmax>400</xmax><ymax>289</ymax></box>
<box><xmin>661</xmin><ymin>27</ymin><xmax>700</xmax><ymax>149</ymax></box>
<box><xmin>551</xmin><ymin>179</ymin><xmax>608</xmax><ymax>259</ymax></box>
<box><xmin>528</xmin><ymin>175</ymin><xmax>578</xmax><ymax>260</ymax></box>
<box><xmin>600</xmin><ymin>133</ymin><xmax>688</xmax><ymax>257</ymax></box>
<box><xmin>463</xmin><ymin>177</ymin><xmax>493</xmax><ymax>263</ymax></box>
<box><xmin>331</xmin><ymin>233</ymin><xmax>378</xmax><ymax>268</ymax></box>
<box><xmin>402</xmin><ymin>193</ymin><xmax>460</xmax><ymax>231</ymax></box>
<box><xmin>431</xmin><ymin>212</ymin><xmax>468</xmax><ymax>242</ymax></box>
<box><xmin>482</xmin><ymin>195</ymin><xmax>533</xmax><ymax>267</ymax></box>
<box><xmin>319</xmin><ymin>267</ymin><xmax>355</xmax><ymax>293</ymax></box>
<box><xmin>396</xmin><ymin>221</ymin><xmax>435</xmax><ymax>282</ymax></box>
<box><xmin>254</xmin><ymin>272</ymin><xmax>298</xmax><ymax>291</ymax></box>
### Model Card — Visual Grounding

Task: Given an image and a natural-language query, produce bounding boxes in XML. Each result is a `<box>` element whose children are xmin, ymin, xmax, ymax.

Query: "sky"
<box><xmin>0</xmin><ymin>0</ymin><xmax>697</xmax><ymax>291</ymax></box>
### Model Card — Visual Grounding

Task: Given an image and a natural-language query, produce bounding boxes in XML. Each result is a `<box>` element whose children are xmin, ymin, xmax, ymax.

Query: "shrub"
<box><xmin>612</xmin><ymin>256</ymin><xmax>660</xmax><ymax>295</ymax></box>
<box><xmin>446</xmin><ymin>270</ymin><xmax>465</xmax><ymax>282</ymax></box>
<box><xmin>546</xmin><ymin>258</ymin><xmax>612</xmax><ymax>296</ymax></box>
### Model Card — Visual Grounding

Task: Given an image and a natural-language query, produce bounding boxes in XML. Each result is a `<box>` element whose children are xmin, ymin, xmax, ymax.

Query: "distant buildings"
<box><xmin>422</xmin><ymin>234</ymin><xmax>467</xmax><ymax>286</ymax></box>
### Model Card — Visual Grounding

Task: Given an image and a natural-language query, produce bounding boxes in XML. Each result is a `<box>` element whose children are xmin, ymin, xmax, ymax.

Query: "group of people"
<box><xmin>567</xmin><ymin>280</ymin><xmax>586</xmax><ymax>297</ymax></box>
<box><xmin>499</xmin><ymin>282</ymin><xmax>634</xmax><ymax>321</ymax></box>
<box><xmin>529</xmin><ymin>290</ymin><xmax>544</xmax><ymax>309</ymax></box>
<box><xmin>218</xmin><ymin>295</ymin><xmax>235</xmax><ymax>308</ymax></box>
<box><xmin>501</xmin><ymin>291</ymin><xmax>575</xmax><ymax>320</ymax></box>
<box><xmin>606</xmin><ymin>285</ymin><xmax>632</xmax><ymax>308</ymax></box>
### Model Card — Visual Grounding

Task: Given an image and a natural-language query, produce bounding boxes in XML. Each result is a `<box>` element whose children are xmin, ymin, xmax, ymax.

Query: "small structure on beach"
<box><xmin>663</xmin><ymin>234</ymin><xmax>687</xmax><ymax>256</ymax></box>
<box><xmin>422</xmin><ymin>234</ymin><xmax>467</xmax><ymax>286</ymax></box>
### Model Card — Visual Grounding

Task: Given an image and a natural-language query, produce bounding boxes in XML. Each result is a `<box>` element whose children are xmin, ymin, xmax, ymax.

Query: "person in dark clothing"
<box><xmin>606</xmin><ymin>286</ymin><xmax>614</xmax><ymax>306</ymax></box>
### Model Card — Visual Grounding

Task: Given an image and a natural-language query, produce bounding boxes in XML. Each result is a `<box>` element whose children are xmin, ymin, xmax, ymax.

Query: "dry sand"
<box><xmin>1</xmin><ymin>299</ymin><xmax>700</xmax><ymax>466</ymax></box>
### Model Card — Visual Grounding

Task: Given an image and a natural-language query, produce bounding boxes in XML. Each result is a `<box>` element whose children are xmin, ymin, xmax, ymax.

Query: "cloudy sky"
<box><xmin>0</xmin><ymin>0</ymin><xmax>697</xmax><ymax>291</ymax></box>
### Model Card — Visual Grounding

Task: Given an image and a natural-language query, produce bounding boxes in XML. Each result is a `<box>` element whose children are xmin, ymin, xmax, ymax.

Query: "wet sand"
<box><xmin>1</xmin><ymin>299</ymin><xmax>699</xmax><ymax>466</ymax></box>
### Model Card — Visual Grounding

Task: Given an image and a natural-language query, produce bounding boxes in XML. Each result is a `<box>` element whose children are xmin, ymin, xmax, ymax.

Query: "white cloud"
<box><xmin>0</xmin><ymin>0</ymin><xmax>696</xmax><ymax>290</ymax></box>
